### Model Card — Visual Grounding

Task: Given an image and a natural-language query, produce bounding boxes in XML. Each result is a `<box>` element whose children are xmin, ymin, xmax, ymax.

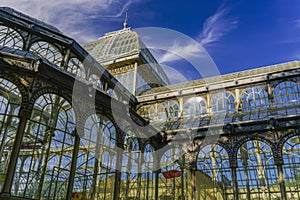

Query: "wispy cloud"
<box><xmin>198</xmin><ymin>5</ymin><xmax>238</xmax><ymax>46</ymax></box>
<box><xmin>0</xmin><ymin>0</ymin><xmax>140</xmax><ymax>43</ymax></box>
<box><xmin>158</xmin><ymin>42</ymin><xmax>205</xmax><ymax>63</ymax></box>
<box><xmin>155</xmin><ymin>4</ymin><xmax>237</xmax><ymax>65</ymax></box>
<box><xmin>149</xmin><ymin>4</ymin><xmax>237</xmax><ymax>83</ymax></box>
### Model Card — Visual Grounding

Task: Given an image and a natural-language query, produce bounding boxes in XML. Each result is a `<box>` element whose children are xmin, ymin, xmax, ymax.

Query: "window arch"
<box><xmin>159</xmin><ymin>148</ymin><xmax>184</xmax><ymax>199</ymax></box>
<box><xmin>0</xmin><ymin>78</ymin><xmax>22</xmax><ymax>192</ymax></box>
<box><xmin>13</xmin><ymin>93</ymin><xmax>76</xmax><ymax>199</ymax></box>
<box><xmin>211</xmin><ymin>92</ymin><xmax>235</xmax><ymax>114</ymax></box>
<box><xmin>274</xmin><ymin>81</ymin><xmax>300</xmax><ymax>106</ymax></box>
<box><xmin>67</xmin><ymin>57</ymin><xmax>86</xmax><ymax>79</ymax></box>
<box><xmin>236</xmin><ymin>140</ymin><xmax>280</xmax><ymax>199</ymax></box>
<box><xmin>30</xmin><ymin>41</ymin><xmax>62</xmax><ymax>66</ymax></box>
<box><xmin>74</xmin><ymin>114</ymin><xmax>117</xmax><ymax>199</ymax></box>
<box><xmin>167</xmin><ymin>101</ymin><xmax>179</xmax><ymax>119</ymax></box>
<box><xmin>160</xmin><ymin>148</ymin><xmax>181</xmax><ymax>172</ymax></box>
<box><xmin>241</xmin><ymin>87</ymin><xmax>269</xmax><ymax>111</ymax></box>
<box><xmin>282</xmin><ymin>135</ymin><xmax>300</xmax><ymax>199</ymax></box>
<box><xmin>197</xmin><ymin>144</ymin><xmax>232</xmax><ymax>199</ymax></box>
<box><xmin>159</xmin><ymin>101</ymin><xmax>179</xmax><ymax>121</ymax></box>
<box><xmin>82</xmin><ymin>114</ymin><xmax>117</xmax><ymax>152</ymax></box>
<box><xmin>184</xmin><ymin>97</ymin><xmax>206</xmax><ymax>117</ymax></box>
<box><xmin>0</xmin><ymin>25</ymin><xmax>24</xmax><ymax>50</ymax></box>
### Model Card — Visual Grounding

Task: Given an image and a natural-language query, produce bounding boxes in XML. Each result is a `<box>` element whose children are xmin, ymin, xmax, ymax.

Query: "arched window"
<box><xmin>197</xmin><ymin>144</ymin><xmax>232</xmax><ymax>199</ymax></box>
<box><xmin>82</xmin><ymin>114</ymin><xmax>116</xmax><ymax>154</ymax></box>
<box><xmin>236</xmin><ymin>140</ymin><xmax>280</xmax><ymax>199</ymax></box>
<box><xmin>120</xmin><ymin>130</ymin><xmax>141</xmax><ymax>199</ymax></box>
<box><xmin>282</xmin><ymin>136</ymin><xmax>300</xmax><ymax>199</ymax></box>
<box><xmin>67</xmin><ymin>57</ymin><xmax>86</xmax><ymax>79</ymax></box>
<box><xmin>168</xmin><ymin>101</ymin><xmax>179</xmax><ymax>119</ymax></box>
<box><xmin>0</xmin><ymin>25</ymin><xmax>24</xmax><ymax>50</ymax></box>
<box><xmin>0</xmin><ymin>78</ymin><xmax>21</xmax><ymax>192</ymax></box>
<box><xmin>156</xmin><ymin>101</ymin><xmax>179</xmax><ymax>121</ymax></box>
<box><xmin>241</xmin><ymin>87</ymin><xmax>269</xmax><ymax>111</ymax></box>
<box><xmin>74</xmin><ymin>114</ymin><xmax>117</xmax><ymax>200</ymax></box>
<box><xmin>13</xmin><ymin>93</ymin><xmax>76</xmax><ymax>199</ymax></box>
<box><xmin>159</xmin><ymin>148</ymin><xmax>185</xmax><ymax>199</ymax></box>
<box><xmin>184</xmin><ymin>97</ymin><xmax>206</xmax><ymax>117</ymax></box>
<box><xmin>274</xmin><ymin>81</ymin><xmax>300</xmax><ymax>106</ymax></box>
<box><xmin>30</xmin><ymin>41</ymin><xmax>62</xmax><ymax>66</ymax></box>
<box><xmin>211</xmin><ymin>92</ymin><xmax>235</xmax><ymax>114</ymax></box>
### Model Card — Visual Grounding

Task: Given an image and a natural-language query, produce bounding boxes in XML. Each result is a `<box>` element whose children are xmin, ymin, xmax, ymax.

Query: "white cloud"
<box><xmin>0</xmin><ymin>0</ymin><xmax>140</xmax><ymax>43</ymax></box>
<box><xmin>142</xmin><ymin>5</ymin><xmax>237</xmax><ymax>83</ymax></box>
<box><xmin>153</xmin><ymin>4</ymin><xmax>237</xmax><ymax>66</ymax></box>
<box><xmin>198</xmin><ymin>5</ymin><xmax>237</xmax><ymax>47</ymax></box>
<box><xmin>136</xmin><ymin>27</ymin><xmax>222</xmax><ymax>82</ymax></box>
<box><xmin>158</xmin><ymin>42</ymin><xmax>205</xmax><ymax>63</ymax></box>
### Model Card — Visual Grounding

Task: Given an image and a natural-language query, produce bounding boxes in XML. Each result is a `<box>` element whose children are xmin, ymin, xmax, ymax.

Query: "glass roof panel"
<box><xmin>84</xmin><ymin>29</ymin><xmax>139</xmax><ymax>61</ymax></box>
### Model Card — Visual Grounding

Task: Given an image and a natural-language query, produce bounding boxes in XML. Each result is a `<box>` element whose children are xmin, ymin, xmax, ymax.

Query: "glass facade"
<box><xmin>84</xmin><ymin>29</ymin><xmax>138</xmax><ymax>61</ymax></box>
<box><xmin>115</xmin><ymin>71</ymin><xmax>135</xmax><ymax>94</ymax></box>
<box><xmin>83</xmin><ymin>28</ymin><xmax>170</xmax><ymax>93</ymax></box>
<box><xmin>0</xmin><ymin>78</ymin><xmax>21</xmax><ymax>192</ymax></box>
<box><xmin>0</xmin><ymin>7</ymin><xmax>300</xmax><ymax>200</ymax></box>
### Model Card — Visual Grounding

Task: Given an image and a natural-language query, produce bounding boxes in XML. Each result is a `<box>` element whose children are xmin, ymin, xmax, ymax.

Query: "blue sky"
<box><xmin>1</xmin><ymin>0</ymin><xmax>300</xmax><ymax>83</ymax></box>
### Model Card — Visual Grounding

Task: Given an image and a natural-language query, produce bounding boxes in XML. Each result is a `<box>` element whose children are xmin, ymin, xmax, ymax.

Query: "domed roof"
<box><xmin>83</xmin><ymin>28</ymin><xmax>142</xmax><ymax>63</ymax></box>
<box><xmin>83</xmin><ymin>27</ymin><xmax>170</xmax><ymax>86</ymax></box>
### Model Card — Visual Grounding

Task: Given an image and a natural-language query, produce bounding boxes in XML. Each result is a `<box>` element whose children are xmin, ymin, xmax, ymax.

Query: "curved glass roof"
<box><xmin>83</xmin><ymin>28</ymin><xmax>139</xmax><ymax>61</ymax></box>
<box><xmin>0</xmin><ymin>7</ymin><xmax>62</xmax><ymax>34</ymax></box>
<box><xmin>83</xmin><ymin>28</ymin><xmax>170</xmax><ymax>86</ymax></box>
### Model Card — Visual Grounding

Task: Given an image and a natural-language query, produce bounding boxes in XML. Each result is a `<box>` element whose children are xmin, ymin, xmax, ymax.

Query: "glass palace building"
<box><xmin>0</xmin><ymin>7</ymin><xmax>299</xmax><ymax>200</ymax></box>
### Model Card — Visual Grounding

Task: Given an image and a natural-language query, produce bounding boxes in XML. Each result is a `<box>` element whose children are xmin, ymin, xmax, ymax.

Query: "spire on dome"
<box><xmin>123</xmin><ymin>9</ymin><xmax>128</xmax><ymax>29</ymax></box>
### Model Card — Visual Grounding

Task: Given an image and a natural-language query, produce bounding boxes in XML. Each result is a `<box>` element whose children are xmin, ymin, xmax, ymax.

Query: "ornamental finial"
<box><xmin>123</xmin><ymin>9</ymin><xmax>128</xmax><ymax>29</ymax></box>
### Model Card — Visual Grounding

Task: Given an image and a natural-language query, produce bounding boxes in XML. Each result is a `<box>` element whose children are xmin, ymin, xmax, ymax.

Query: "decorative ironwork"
<box><xmin>29</xmin><ymin>41</ymin><xmax>62</xmax><ymax>66</ymax></box>
<box><xmin>241</xmin><ymin>87</ymin><xmax>269</xmax><ymax>111</ymax></box>
<box><xmin>0</xmin><ymin>6</ymin><xmax>300</xmax><ymax>200</ymax></box>
<box><xmin>0</xmin><ymin>78</ymin><xmax>21</xmax><ymax>192</ymax></box>
<box><xmin>0</xmin><ymin>25</ymin><xmax>24</xmax><ymax>50</ymax></box>
<box><xmin>197</xmin><ymin>144</ymin><xmax>233</xmax><ymax>199</ymax></box>
<box><xmin>184</xmin><ymin>97</ymin><xmax>206</xmax><ymax>117</ymax></box>
<box><xmin>282</xmin><ymin>136</ymin><xmax>300</xmax><ymax>199</ymax></box>
<box><xmin>12</xmin><ymin>93</ymin><xmax>76</xmax><ymax>199</ymax></box>
<box><xmin>211</xmin><ymin>92</ymin><xmax>235</xmax><ymax>114</ymax></box>
<box><xmin>236</xmin><ymin>140</ymin><xmax>281</xmax><ymax>199</ymax></box>
<box><xmin>67</xmin><ymin>57</ymin><xmax>86</xmax><ymax>79</ymax></box>
<box><xmin>274</xmin><ymin>81</ymin><xmax>300</xmax><ymax>108</ymax></box>
<box><xmin>73</xmin><ymin>114</ymin><xmax>117</xmax><ymax>200</ymax></box>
